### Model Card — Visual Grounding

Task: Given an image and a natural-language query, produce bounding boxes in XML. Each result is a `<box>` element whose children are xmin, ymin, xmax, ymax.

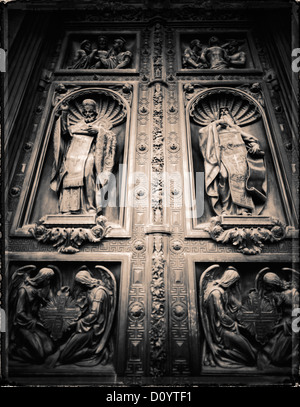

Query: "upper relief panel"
<box><xmin>56</xmin><ymin>31</ymin><xmax>140</xmax><ymax>73</ymax></box>
<box><xmin>178</xmin><ymin>30</ymin><xmax>262</xmax><ymax>74</ymax></box>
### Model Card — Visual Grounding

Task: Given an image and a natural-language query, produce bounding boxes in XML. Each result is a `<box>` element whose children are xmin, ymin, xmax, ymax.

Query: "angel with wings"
<box><xmin>255</xmin><ymin>268</ymin><xmax>299</xmax><ymax>368</ymax></box>
<box><xmin>8</xmin><ymin>265</ymin><xmax>61</xmax><ymax>364</ymax></box>
<box><xmin>50</xmin><ymin>97</ymin><xmax>117</xmax><ymax>215</ymax></box>
<box><xmin>199</xmin><ymin>265</ymin><xmax>256</xmax><ymax>368</ymax></box>
<box><xmin>45</xmin><ymin>265</ymin><xmax>116</xmax><ymax>367</ymax></box>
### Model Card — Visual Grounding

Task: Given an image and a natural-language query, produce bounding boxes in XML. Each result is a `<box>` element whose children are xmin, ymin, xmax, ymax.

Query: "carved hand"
<box><xmin>87</xmin><ymin>127</ymin><xmax>98</xmax><ymax>137</ymax></box>
<box><xmin>248</xmin><ymin>143</ymin><xmax>264</xmax><ymax>156</ymax></box>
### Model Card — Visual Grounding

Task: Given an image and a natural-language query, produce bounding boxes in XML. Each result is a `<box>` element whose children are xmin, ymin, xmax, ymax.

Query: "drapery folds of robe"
<box><xmin>199</xmin><ymin>121</ymin><xmax>266</xmax><ymax>215</ymax></box>
<box><xmin>202</xmin><ymin>269</ymin><xmax>256</xmax><ymax>368</ymax></box>
<box><xmin>50</xmin><ymin>113</ymin><xmax>116</xmax><ymax>214</ymax></box>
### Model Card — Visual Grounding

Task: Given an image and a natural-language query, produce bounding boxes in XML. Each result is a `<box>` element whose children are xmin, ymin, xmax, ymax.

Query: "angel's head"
<box><xmin>75</xmin><ymin>269</ymin><xmax>101</xmax><ymax>290</ymax></box>
<box><xmin>219</xmin><ymin>266</ymin><xmax>240</xmax><ymax>290</ymax></box>
<box><xmin>263</xmin><ymin>272</ymin><xmax>285</xmax><ymax>292</ymax></box>
<box><xmin>28</xmin><ymin>267</ymin><xmax>55</xmax><ymax>288</ymax></box>
<box><xmin>82</xmin><ymin>99</ymin><xmax>97</xmax><ymax>123</ymax></box>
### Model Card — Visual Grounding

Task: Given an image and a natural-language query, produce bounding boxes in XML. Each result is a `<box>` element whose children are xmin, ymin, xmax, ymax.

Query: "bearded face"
<box><xmin>82</xmin><ymin>105</ymin><xmax>97</xmax><ymax>123</ymax></box>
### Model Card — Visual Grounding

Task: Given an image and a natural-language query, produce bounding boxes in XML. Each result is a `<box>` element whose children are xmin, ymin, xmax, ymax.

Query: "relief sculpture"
<box><xmin>69</xmin><ymin>36</ymin><xmax>132</xmax><ymax>70</ymax></box>
<box><xmin>29</xmin><ymin>88</ymin><xmax>127</xmax><ymax>253</ymax></box>
<box><xmin>199</xmin><ymin>265</ymin><xmax>299</xmax><ymax>370</ymax></box>
<box><xmin>199</xmin><ymin>265</ymin><xmax>256</xmax><ymax>368</ymax></box>
<box><xmin>189</xmin><ymin>89</ymin><xmax>288</xmax><ymax>254</ymax></box>
<box><xmin>9</xmin><ymin>265</ymin><xmax>116</xmax><ymax>369</ymax></box>
<box><xmin>240</xmin><ymin>267</ymin><xmax>299</xmax><ymax>369</ymax></box>
<box><xmin>9</xmin><ymin>265</ymin><xmax>61</xmax><ymax>363</ymax></box>
<box><xmin>51</xmin><ymin>98</ymin><xmax>116</xmax><ymax>215</ymax></box>
<box><xmin>198</xmin><ymin>106</ymin><xmax>266</xmax><ymax>216</ymax></box>
<box><xmin>182</xmin><ymin>36</ymin><xmax>246</xmax><ymax>70</ymax></box>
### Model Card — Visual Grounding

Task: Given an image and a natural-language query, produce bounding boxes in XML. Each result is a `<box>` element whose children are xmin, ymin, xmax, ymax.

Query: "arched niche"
<box><xmin>12</xmin><ymin>85</ymin><xmax>133</xmax><ymax>238</ymax></box>
<box><xmin>185</xmin><ymin>86</ymin><xmax>292</xmax><ymax>228</ymax></box>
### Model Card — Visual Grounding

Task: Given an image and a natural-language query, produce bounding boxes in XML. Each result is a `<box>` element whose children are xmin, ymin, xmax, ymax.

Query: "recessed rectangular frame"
<box><xmin>10</xmin><ymin>80</ymin><xmax>138</xmax><ymax>238</ymax></box>
<box><xmin>55</xmin><ymin>30</ymin><xmax>140</xmax><ymax>74</ymax></box>
<box><xmin>4</xmin><ymin>251</ymin><xmax>131</xmax><ymax>378</ymax></box>
<box><xmin>185</xmin><ymin>252</ymin><xmax>299</xmax><ymax>377</ymax></box>
<box><xmin>176</xmin><ymin>28</ymin><xmax>263</xmax><ymax>75</ymax></box>
<box><xmin>178</xmin><ymin>79</ymin><xmax>299</xmax><ymax>238</ymax></box>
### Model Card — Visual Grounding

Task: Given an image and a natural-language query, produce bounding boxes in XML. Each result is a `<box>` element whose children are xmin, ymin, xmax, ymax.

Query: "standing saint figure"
<box><xmin>50</xmin><ymin>98</ymin><xmax>116</xmax><ymax>215</ymax></box>
<box><xmin>199</xmin><ymin>107</ymin><xmax>266</xmax><ymax>215</ymax></box>
<box><xmin>200</xmin><ymin>266</ymin><xmax>256</xmax><ymax>368</ymax></box>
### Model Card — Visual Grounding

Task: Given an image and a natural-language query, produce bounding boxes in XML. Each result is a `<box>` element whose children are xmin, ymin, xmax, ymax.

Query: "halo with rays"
<box><xmin>60</xmin><ymin>88</ymin><xmax>127</xmax><ymax>128</ymax></box>
<box><xmin>189</xmin><ymin>88</ymin><xmax>261</xmax><ymax>127</ymax></box>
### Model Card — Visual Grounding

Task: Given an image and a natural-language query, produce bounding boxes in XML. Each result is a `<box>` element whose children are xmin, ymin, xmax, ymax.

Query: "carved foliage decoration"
<box><xmin>151</xmin><ymin>24</ymin><xmax>165</xmax><ymax>225</ymax></box>
<box><xmin>29</xmin><ymin>215</ymin><xmax>111</xmax><ymax>254</ymax></box>
<box><xmin>205</xmin><ymin>216</ymin><xmax>287</xmax><ymax>255</ymax></box>
<box><xmin>149</xmin><ymin>236</ymin><xmax>167</xmax><ymax>376</ymax></box>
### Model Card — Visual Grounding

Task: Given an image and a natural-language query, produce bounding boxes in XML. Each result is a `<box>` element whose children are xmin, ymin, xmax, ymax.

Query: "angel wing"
<box><xmin>199</xmin><ymin>264</ymin><xmax>221</xmax><ymax>366</ymax></box>
<box><xmin>8</xmin><ymin>265</ymin><xmax>37</xmax><ymax>335</ymax></box>
<box><xmin>94</xmin><ymin>265</ymin><xmax>117</xmax><ymax>354</ymax></box>
<box><xmin>281</xmin><ymin>268</ymin><xmax>299</xmax><ymax>287</ymax></box>
<box><xmin>281</xmin><ymin>268</ymin><xmax>299</xmax><ymax>308</ymax></box>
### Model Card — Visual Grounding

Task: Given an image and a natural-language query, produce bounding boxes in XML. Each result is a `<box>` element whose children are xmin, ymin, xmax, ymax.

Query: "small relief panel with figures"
<box><xmin>178</xmin><ymin>31</ymin><xmax>262</xmax><ymax>73</ymax></box>
<box><xmin>8</xmin><ymin>262</ymin><xmax>122</xmax><ymax>376</ymax></box>
<box><xmin>56</xmin><ymin>32</ymin><xmax>139</xmax><ymax>72</ymax></box>
<box><xmin>193</xmin><ymin>262</ymin><xmax>299</xmax><ymax>373</ymax></box>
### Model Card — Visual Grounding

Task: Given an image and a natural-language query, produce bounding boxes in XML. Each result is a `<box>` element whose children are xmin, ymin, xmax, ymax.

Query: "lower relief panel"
<box><xmin>7</xmin><ymin>261</ymin><xmax>124</xmax><ymax>382</ymax></box>
<box><xmin>190</xmin><ymin>262</ymin><xmax>299</xmax><ymax>377</ymax></box>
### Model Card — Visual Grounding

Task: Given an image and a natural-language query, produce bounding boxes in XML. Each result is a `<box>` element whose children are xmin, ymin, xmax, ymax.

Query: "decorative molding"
<box><xmin>150</xmin><ymin>22</ymin><xmax>165</xmax><ymax>226</ymax></box>
<box><xmin>149</xmin><ymin>236</ymin><xmax>167</xmax><ymax>377</ymax></box>
<box><xmin>29</xmin><ymin>215</ymin><xmax>111</xmax><ymax>253</ymax></box>
<box><xmin>205</xmin><ymin>216</ymin><xmax>287</xmax><ymax>255</ymax></box>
